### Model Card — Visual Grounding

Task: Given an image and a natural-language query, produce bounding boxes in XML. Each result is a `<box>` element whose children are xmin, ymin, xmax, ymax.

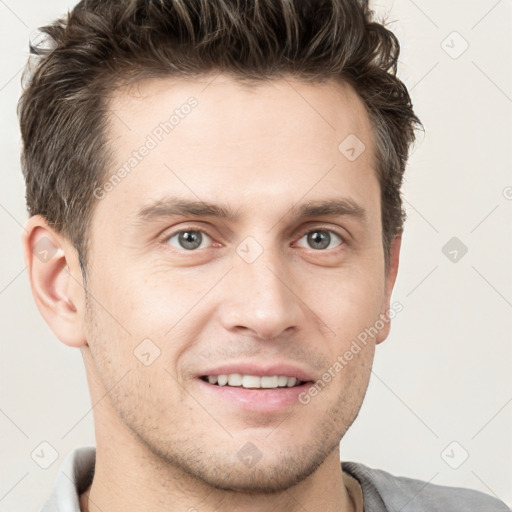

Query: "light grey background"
<box><xmin>1</xmin><ymin>1</ymin><xmax>511</xmax><ymax>510</ymax></box>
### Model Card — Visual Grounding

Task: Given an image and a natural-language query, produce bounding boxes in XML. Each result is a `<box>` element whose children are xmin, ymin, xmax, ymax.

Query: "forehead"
<box><xmin>107</xmin><ymin>74</ymin><xmax>374</xmax><ymax>153</ymax></box>
<box><xmin>98</xmin><ymin>74</ymin><xmax>379</xmax><ymax>228</ymax></box>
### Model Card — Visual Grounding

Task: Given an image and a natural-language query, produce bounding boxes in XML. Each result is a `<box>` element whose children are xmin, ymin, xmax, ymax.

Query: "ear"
<box><xmin>22</xmin><ymin>215</ymin><xmax>87</xmax><ymax>348</ymax></box>
<box><xmin>375</xmin><ymin>232</ymin><xmax>402</xmax><ymax>345</ymax></box>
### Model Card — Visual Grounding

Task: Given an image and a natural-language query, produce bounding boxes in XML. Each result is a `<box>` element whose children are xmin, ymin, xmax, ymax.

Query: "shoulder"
<box><xmin>342</xmin><ymin>461</ymin><xmax>510</xmax><ymax>512</ymax></box>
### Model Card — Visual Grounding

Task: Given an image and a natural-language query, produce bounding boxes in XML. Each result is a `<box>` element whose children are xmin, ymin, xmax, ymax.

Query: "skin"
<box><xmin>23</xmin><ymin>74</ymin><xmax>401</xmax><ymax>512</ymax></box>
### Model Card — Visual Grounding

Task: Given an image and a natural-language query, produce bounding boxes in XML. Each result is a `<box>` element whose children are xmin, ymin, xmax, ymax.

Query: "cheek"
<box><xmin>84</xmin><ymin>296</ymin><xmax>185</xmax><ymax>431</ymax></box>
<box><xmin>86</xmin><ymin>263</ymin><xmax>180</xmax><ymax>334</ymax></box>
<box><xmin>317</xmin><ymin>268</ymin><xmax>385</xmax><ymax>337</ymax></box>
<box><xmin>83</xmin><ymin>268</ymin><xmax>208</xmax><ymax>386</ymax></box>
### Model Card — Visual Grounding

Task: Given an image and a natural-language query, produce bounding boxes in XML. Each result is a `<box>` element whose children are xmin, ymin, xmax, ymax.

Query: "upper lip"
<box><xmin>197</xmin><ymin>362</ymin><xmax>316</xmax><ymax>382</ymax></box>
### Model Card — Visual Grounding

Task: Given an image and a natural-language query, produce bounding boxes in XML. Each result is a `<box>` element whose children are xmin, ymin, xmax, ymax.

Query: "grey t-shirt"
<box><xmin>40</xmin><ymin>446</ymin><xmax>509</xmax><ymax>511</ymax></box>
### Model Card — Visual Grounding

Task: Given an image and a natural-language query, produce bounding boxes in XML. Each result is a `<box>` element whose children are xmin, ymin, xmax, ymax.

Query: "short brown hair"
<box><xmin>18</xmin><ymin>0</ymin><xmax>421</xmax><ymax>274</ymax></box>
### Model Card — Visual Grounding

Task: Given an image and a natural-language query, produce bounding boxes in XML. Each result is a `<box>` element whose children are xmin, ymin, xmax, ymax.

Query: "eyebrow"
<box><xmin>135</xmin><ymin>196</ymin><xmax>367</xmax><ymax>225</ymax></box>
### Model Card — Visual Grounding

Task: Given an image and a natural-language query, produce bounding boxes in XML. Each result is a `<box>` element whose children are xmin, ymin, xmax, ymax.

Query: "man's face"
<box><xmin>80</xmin><ymin>75</ymin><xmax>398</xmax><ymax>491</ymax></box>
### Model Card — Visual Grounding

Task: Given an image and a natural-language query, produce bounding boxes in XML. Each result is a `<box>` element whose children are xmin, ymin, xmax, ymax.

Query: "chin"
<box><xmin>152</xmin><ymin>436</ymin><xmax>338</xmax><ymax>495</ymax></box>
<box><xmin>191</xmin><ymin>457</ymin><xmax>324</xmax><ymax>494</ymax></box>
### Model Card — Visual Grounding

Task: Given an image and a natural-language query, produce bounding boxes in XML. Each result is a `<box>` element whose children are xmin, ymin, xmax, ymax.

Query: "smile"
<box><xmin>200</xmin><ymin>374</ymin><xmax>305</xmax><ymax>388</ymax></box>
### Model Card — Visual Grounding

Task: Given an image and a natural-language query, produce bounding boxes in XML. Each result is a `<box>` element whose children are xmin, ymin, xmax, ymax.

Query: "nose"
<box><xmin>219</xmin><ymin>245</ymin><xmax>304</xmax><ymax>341</ymax></box>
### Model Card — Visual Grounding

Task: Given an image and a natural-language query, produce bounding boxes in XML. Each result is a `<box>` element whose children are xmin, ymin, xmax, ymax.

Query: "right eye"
<box><xmin>164</xmin><ymin>229</ymin><xmax>214</xmax><ymax>251</ymax></box>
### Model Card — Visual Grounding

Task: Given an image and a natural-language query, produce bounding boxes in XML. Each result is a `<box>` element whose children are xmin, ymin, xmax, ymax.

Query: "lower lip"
<box><xmin>196</xmin><ymin>378</ymin><xmax>313</xmax><ymax>413</ymax></box>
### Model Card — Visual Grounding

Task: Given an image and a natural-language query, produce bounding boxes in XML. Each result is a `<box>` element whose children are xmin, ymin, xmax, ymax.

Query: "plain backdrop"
<box><xmin>1</xmin><ymin>1</ymin><xmax>511</xmax><ymax>510</ymax></box>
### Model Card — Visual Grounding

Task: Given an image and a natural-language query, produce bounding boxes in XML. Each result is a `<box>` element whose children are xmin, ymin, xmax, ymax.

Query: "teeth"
<box><xmin>277</xmin><ymin>376</ymin><xmax>288</xmax><ymax>387</ymax></box>
<box><xmin>203</xmin><ymin>374</ymin><xmax>303</xmax><ymax>389</ymax></box>
<box><xmin>260</xmin><ymin>376</ymin><xmax>278</xmax><ymax>388</ymax></box>
<box><xmin>242</xmin><ymin>375</ymin><xmax>260</xmax><ymax>388</ymax></box>
<box><xmin>286</xmin><ymin>377</ymin><xmax>297</xmax><ymax>387</ymax></box>
<box><xmin>228</xmin><ymin>374</ymin><xmax>243</xmax><ymax>386</ymax></box>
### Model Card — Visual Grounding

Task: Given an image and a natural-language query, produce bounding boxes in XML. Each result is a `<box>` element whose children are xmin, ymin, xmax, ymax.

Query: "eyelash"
<box><xmin>161</xmin><ymin>225</ymin><xmax>346</xmax><ymax>252</ymax></box>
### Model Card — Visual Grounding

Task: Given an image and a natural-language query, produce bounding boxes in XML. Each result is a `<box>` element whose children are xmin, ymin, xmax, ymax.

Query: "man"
<box><xmin>18</xmin><ymin>0</ymin><xmax>508</xmax><ymax>511</ymax></box>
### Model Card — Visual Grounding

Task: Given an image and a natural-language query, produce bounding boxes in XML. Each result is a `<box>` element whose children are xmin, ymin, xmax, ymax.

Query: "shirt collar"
<box><xmin>40</xmin><ymin>446</ymin><xmax>95</xmax><ymax>512</ymax></box>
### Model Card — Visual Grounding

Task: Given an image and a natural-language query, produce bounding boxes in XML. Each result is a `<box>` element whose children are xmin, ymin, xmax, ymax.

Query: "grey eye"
<box><xmin>296</xmin><ymin>230</ymin><xmax>342</xmax><ymax>250</ymax></box>
<box><xmin>166</xmin><ymin>230</ymin><xmax>211</xmax><ymax>250</ymax></box>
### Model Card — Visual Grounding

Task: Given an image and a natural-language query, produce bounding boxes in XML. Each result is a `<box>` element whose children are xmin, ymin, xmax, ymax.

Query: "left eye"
<box><xmin>166</xmin><ymin>230</ymin><xmax>212</xmax><ymax>251</ymax></box>
<box><xmin>296</xmin><ymin>229</ymin><xmax>343</xmax><ymax>251</ymax></box>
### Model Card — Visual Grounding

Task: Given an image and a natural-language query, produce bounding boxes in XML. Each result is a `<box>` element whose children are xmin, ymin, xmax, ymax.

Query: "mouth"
<box><xmin>199</xmin><ymin>374</ymin><xmax>308</xmax><ymax>389</ymax></box>
<box><xmin>195</xmin><ymin>363</ymin><xmax>316</xmax><ymax>412</ymax></box>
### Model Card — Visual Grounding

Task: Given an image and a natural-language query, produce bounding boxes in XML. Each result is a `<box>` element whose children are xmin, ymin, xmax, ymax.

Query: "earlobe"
<box><xmin>375</xmin><ymin>233</ymin><xmax>402</xmax><ymax>345</ymax></box>
<box><xmin>22</xmin><ymin>215</ymin><xmax>87</xmax><ymax>348</ymax></box>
